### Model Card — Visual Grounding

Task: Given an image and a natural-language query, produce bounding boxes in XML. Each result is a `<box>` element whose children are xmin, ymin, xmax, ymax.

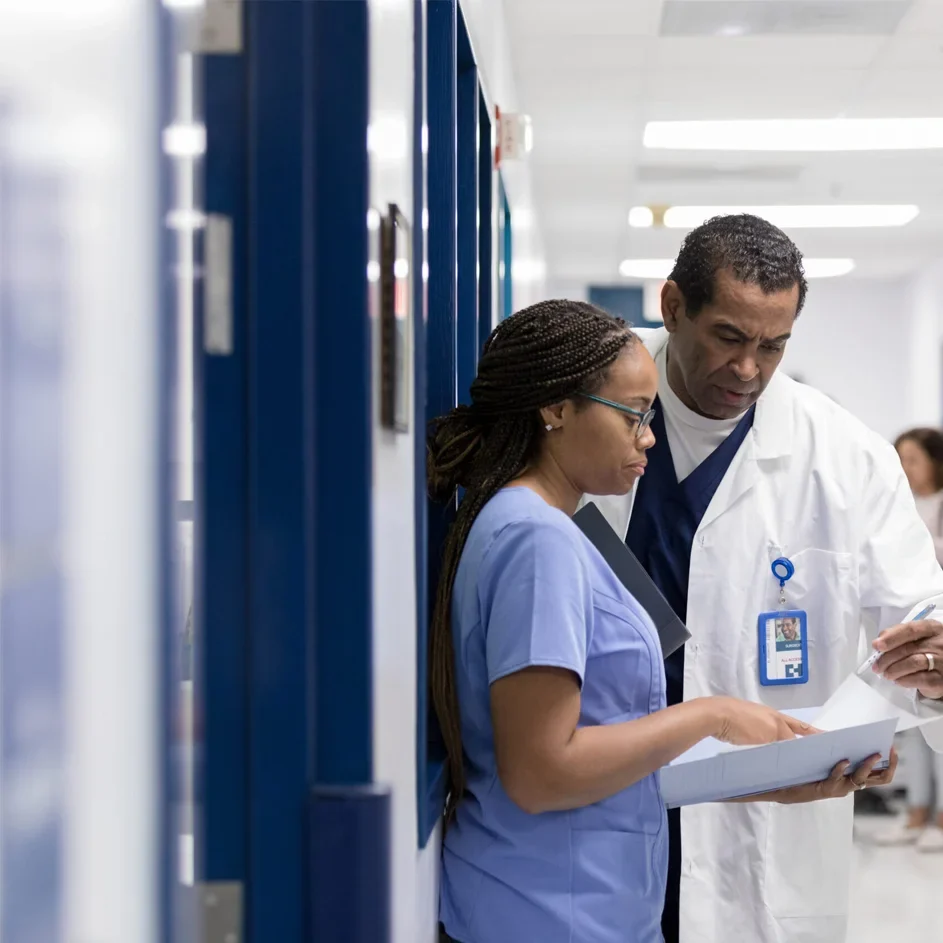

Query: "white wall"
<box><xmin>367</xmin><ymin>3</ymin><xmax>540</xmax><ymax>942</ymax></box>
<box><xmin>906</xmin><ymin>262</ymin><xmax>943</xmax><ymax>432</ymax></box>
<box><xmin>782</xmin><ymin>276</ymin><xmax>913</xmax><ymax>440</ymax></box>
<box><xmin>462</xmin><ymin>0</ymin><xmax>546</xmax><ymax>310</ymax></box>
<box><xmin>783</xmin><ymin>270</ymin><xmax>943</xmax><ymax>443</ymax></box>
<box><xmin>544</xmin><ymin>278</ymin><xmax>588</xmax><ymax>302</ymax></box>
<box><xmin>366</xmin><ymin>5</ymin><xmax>434</xmax><ymax>943</ymax></box>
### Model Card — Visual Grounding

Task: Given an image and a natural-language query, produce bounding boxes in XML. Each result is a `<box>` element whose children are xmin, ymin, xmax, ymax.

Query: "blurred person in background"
<box><xmin>874</xmin><ymin>428</ymin><xmax>943</xmax><ymax>852</ymax></box>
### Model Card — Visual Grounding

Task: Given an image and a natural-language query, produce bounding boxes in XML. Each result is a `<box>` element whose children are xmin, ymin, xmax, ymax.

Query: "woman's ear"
<box><xmin>539</xmin><ymin>401</ymin><xmax>567</xmax><ymax>432</ymax></box>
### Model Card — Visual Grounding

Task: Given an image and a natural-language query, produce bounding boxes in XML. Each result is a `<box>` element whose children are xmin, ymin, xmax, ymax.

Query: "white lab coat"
<box><xmin>585</xmin><ymin>328</ymin><xmax>943</xmax><ymax>943</ymax></box>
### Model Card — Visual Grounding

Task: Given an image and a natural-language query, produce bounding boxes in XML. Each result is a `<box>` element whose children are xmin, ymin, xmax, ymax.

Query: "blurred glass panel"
<box><xmin>0</xmin><ymin>2</ymin><xmax>161</xmax><ymax>943</ymax></box>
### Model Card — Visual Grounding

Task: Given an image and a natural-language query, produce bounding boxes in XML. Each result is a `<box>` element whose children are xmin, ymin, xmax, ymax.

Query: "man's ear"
<box><xmin>661</xmin><ymin>281</ymin><xmax>686</xmax><ymax>333</ymax></box>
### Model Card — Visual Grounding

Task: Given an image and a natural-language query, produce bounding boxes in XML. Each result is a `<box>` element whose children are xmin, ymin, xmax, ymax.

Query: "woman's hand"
<box><xmin>706</xmin><ymin>696</ymin><xmax>816</xmax><ymax>745</ymax></box>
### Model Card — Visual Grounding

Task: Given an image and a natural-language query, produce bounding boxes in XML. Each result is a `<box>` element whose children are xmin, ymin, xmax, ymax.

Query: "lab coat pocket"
<box><xmin>782</xmin><ymin>548</ymin><xmax>858</xmax><ymax>682</ymax></box>
<box><xmin>764</xmin><ymin>797</ymin><xmax>854</xmax><ymax>918</ymax></box>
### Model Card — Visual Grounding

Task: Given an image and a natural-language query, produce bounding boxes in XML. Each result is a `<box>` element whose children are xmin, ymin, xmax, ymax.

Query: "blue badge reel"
<box><xmin>758</xmin><ymin>557</ymin><xmax>809</xmax><ymax>686</ymax></box>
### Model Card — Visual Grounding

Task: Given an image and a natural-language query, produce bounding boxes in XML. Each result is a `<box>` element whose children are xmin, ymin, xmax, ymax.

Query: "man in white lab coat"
<box><xmin>584</xmin><ymin>214</ymin><xmax>943</xmax><ymax>943</ymax></box>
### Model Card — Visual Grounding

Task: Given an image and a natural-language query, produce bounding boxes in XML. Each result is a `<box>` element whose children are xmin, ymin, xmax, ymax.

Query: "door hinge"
<box><xmin>198</xmin><ymin>881</ymin><xmax>243</xmax><ymax>943</ymax></box>
<box><xmin>188</xmin><ymin>0</ymin><xmax>243</xmax><ymax>55</ymax></box>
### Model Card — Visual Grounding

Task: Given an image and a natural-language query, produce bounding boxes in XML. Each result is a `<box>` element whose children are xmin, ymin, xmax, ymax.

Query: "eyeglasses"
<box><xmin>578</xmin><ymin>392</ymin><xmax>656</xmax><ymax>439</ymax></box>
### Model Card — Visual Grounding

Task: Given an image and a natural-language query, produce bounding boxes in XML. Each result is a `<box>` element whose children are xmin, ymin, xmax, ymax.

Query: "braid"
<box><xmin>427</xmin><ymin>300</ymin><xmax>637</xmax><ymax>824</ymax></box>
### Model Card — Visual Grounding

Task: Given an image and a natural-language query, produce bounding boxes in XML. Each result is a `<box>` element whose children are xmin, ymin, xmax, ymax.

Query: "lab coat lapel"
<box><xmin>696</xmin><ymin>435</ymin><xmax>760</xmax><ymax>534</ymax></box>
<box><xmin>696</xmin><ymin>370</ymin><xmax>795</xmax><ymax>534</ymax></box>
<box><xmin>591</xmin><ymin>331</ymin><xmax>798</xmax><ymax>539</ymax></box>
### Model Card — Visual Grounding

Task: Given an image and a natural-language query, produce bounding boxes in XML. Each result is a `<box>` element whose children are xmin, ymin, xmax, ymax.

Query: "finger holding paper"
<box><xmin>728</xmin><ymin>748</ymin><xmax>899</xmax><ymax>805</ymax></box>
<box><xmin>871</xmin><ymin>617</ymin><xmax>943</xmax><ymax>699</ymax></box>
<box><xmin>769</xmin><ymin>748</ymin><xmax>899</xmax><ymax>803</ymax></box>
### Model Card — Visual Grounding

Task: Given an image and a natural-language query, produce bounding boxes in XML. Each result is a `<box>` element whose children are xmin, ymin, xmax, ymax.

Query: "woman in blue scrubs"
<box><xmin>428</xmin><ymin>301</ymin><xmax>810</xmax><ymax>943</ymax></box>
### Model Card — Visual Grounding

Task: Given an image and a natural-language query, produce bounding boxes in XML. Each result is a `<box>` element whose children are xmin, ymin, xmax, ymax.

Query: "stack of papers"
<box><xmin>660</xmin><ymin>674</ymin><xmax>943</xmax><ymax>809</ymax></box>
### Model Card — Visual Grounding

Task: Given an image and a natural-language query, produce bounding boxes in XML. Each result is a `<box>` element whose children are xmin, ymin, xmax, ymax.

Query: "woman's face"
<box><xmin>551</xmin><ymin>345</ymin><xmax>659</xmax><ymax>497</ymax></box>
<box><xmin>897</xmin><ymin>438</ymin><xmax>936</xmax><ymax>496</ymax></box>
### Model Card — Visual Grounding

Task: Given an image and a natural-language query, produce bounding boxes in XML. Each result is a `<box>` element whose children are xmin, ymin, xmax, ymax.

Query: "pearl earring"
<box><xmin>545</xmin><ymin>424</ymin><xmax>554</xmax><ymax>432</ymax></box>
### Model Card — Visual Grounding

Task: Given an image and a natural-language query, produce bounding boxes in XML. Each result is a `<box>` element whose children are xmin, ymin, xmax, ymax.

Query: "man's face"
<box><xmin>662</xmin><ymin>268</ymin><xmax>800</xmax><ymax>420</ymax></box>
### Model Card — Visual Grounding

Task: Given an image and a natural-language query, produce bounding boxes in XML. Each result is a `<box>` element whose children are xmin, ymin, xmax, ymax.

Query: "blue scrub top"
<box><xmin>440</xmin><ymin>487</ymin><xmax>669</xmax><ymax>943</ymax></box>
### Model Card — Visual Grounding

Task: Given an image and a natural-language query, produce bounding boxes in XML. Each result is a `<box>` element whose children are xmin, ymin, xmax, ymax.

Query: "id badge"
<box><xmin>758</xmin><ymin>609</ymin><xmax>809</xmax><ymax>686</ymax></box>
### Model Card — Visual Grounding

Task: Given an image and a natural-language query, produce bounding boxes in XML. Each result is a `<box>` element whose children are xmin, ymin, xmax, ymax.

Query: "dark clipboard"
<box><xmin>573</xmin><ymin>502</ymin><xmax>691</xmax><ymax>659</ymax></box>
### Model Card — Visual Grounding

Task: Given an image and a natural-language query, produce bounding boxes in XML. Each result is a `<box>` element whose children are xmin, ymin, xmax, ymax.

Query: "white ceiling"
<box><xmin>503</xmin><ymin>0</ymin><xmax>943</xmax><ymax>284</ymax></box>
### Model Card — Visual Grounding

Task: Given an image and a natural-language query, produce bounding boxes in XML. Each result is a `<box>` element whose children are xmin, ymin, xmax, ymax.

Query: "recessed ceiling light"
<box><xmin>643</xmin><ymin>119</ymin><xmax>943</xmax><ymax>152</ymax></box>
<box><xmin>662</xmin><ymin>205</ymin><xmax>918</xmax><ymax>229</ymax></box>
<box><xmin>620</xmin><ymin>258</ymin><xmax>856</xmax><ymax>280</ymax></box>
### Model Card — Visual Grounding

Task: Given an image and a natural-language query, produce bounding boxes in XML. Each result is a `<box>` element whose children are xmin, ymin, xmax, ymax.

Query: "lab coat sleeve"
<box><xmin>858</xmin><ymin>454</ymin><xmax>943</xmax><ymax>750</ymax></box>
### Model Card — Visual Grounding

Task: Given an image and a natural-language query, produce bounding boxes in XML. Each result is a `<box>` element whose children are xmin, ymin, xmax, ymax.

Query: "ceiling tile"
<box><xmin>871</xmin><ymin>35</ymin><xmax>943</xmax><ymax>70</ymax></box>
<box><xmin>505</xmin><ymin>0</ymin><xmax>943</xmax><ymax>286</ymax></box>
<box><xmin>896</xmin><ymin>0</ymin><xmax>943</xmax><ymax>34</ymax></box>
<box><xmin>504</xmin><ymin>0</ymin><xmax>664</xmax><ymax>38</ymax></box>
<box><xmin>660</xmin><ymin>1</ymin><xmax>914</xmax><ymax>38</ymax></box>
<box><xmin>639</xmin><ymin>69</ymin><xmax>865</xmax><ymax>117</ymax></box>
<box><xmin>510</xmin><ymin>35</ymin><xmax>655</xmax><ymax>76</ymax></box>
<box><xmin>850</xmin><ymin>68</ymin><xmax>943</xmax><ymax>114</ymax></box>
<box><xmin>648</xmin><ymin>36</ymin><xmax>886</xmax><ymax>69</ymax></box>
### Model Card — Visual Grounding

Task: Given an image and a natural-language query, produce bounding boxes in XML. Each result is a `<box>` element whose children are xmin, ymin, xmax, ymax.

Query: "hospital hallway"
<box><xmin>4</xmin><ymin>2</ymin><xmax>943</xmax><ymax>943</ymax></box>
<box><xmin>850</xmin><ymin>812</ymin><xmax>943</xmax><ymax>940</ymax></box>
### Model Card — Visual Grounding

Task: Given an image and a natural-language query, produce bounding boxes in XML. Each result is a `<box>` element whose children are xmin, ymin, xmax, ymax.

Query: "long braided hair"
<box><xmin>427</xmin><ymin>299</ymin><xmax>638</xmax><ymax>823</ymax></box>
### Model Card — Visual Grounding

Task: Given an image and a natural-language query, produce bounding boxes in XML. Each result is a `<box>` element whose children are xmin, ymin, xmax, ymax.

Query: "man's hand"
<box><xmin>871</xmin><ymin>618</ymin><xmax>943</xmax><ymax>700</ymax></box>
<box><xmin>728</xmin><ymin>749</ymin><xmax>898</xmax><ymax>804</ymax></box>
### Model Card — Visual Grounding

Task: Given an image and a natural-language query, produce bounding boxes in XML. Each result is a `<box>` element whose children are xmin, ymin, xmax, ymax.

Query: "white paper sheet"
<box><xmin>813</xmin><ymin>673</ymin><xmax>937</xmax><ymax>733</ymax></box>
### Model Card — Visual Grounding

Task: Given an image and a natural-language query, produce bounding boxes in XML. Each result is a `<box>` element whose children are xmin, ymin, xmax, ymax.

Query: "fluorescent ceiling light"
<box><xmin>512</xmin><ymin>259</ymin><xmax>547</xmax><ymax>283</ymax></box>
<box><xmin>619</xmin><ymin>259</ymin><xmax>674</xmax><ymax>280</ymax></box>
<box><xmin>166</xmin><ymin>209</ymin><xmax>207</xmax><ymax>231</ymax></box>
<box><xmin>628</xmin><ymin>206</ymin><xmax>654</xmax><ymax>228</ymax></box>
<box><xmin>367</xmin><ymin>115</ymin><xmax>408</xmax><ymax>162</ymax></box>
<box><xmin>660</xmin><ymin>205</ymin><xmax>918</xmax><ymax>229</ymax></box>
<box><xmin>643</xmin><ymin>119</ymin><xmax>943</xmax><ymax>152</ymax></box>
<box><xmin>514</xmin><ymin>207</ymin><xmax>535</xmax><ymax>231</ymax></box>
<box><xmin>620</xmin><ymin>258</ymin><xmax>855</xmax><ymax>280</ymax></box>
<box><xmin>163</xmin><ymin>122</ymin><xmax>206</xmax><ymax>158</ymax></box>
